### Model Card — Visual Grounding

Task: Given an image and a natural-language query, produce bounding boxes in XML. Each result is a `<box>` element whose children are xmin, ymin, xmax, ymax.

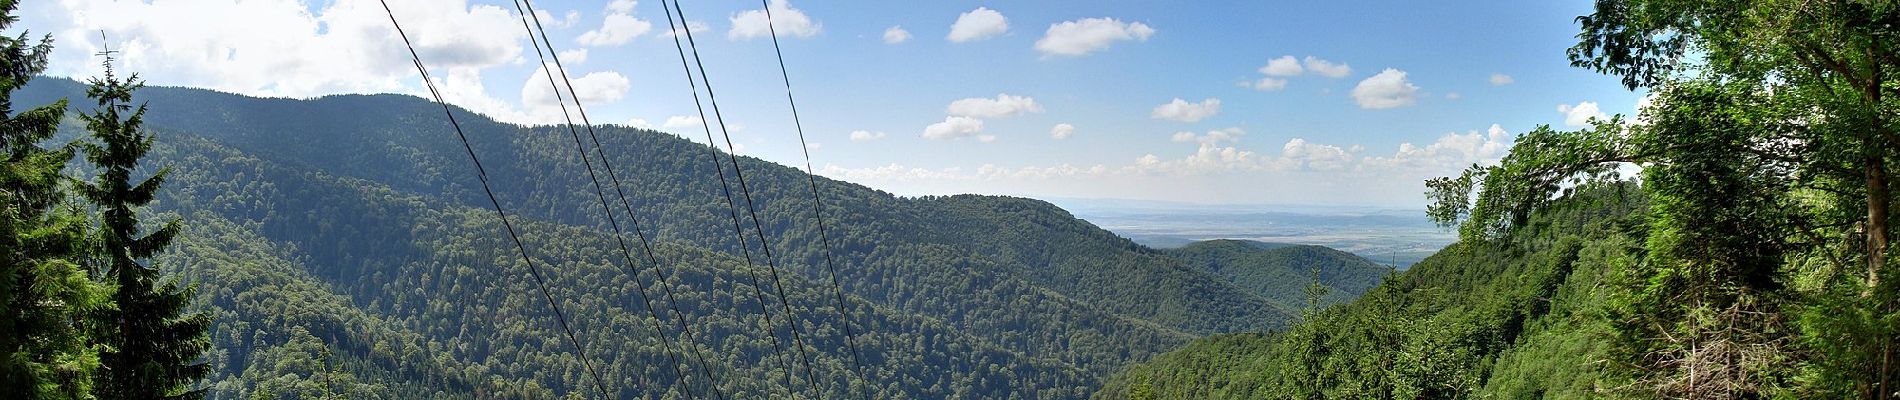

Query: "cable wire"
<box><xmin>656</xmin><ymin>0</ymin><xmax>803</xmax><ymax>396</ymax></box>
<box><xmin>664</xmin><ymin>0</ymin><xmax>824</xmax><ymax>393</ymax></box>
<box><xmin>515</xmin><ymin>1</ymin><xmax>736</xmax><ymax>399</ymax></box>
<box><xmin>378</xmin><ymin>1</ymin><xmax>609</xmax><ymax>397</ymax></box>
<box><xmin>507</xmin><ymin>1</ymin><xmax>717</xmax><ymax>398</ymax></box>
<box><xmin>757</xmin><ymin>2</ymin><xmax>875</xmax><ymax>398</ymax></box>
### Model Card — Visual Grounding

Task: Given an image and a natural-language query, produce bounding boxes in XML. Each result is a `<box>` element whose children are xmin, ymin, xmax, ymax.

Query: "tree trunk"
<box><xmin>1870</xmin><ymin>151</ymin><xmax>1888</xmax><ymax>295</ymax></box>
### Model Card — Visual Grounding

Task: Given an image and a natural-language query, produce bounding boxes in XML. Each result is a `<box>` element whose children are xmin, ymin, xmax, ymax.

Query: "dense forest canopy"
<box><xmin>2</xmin><ymin>11</ymin><xmax>1393</xmax><ymax>397</ymax></box>
<box><xmin>1100</xmin><ymin>1</ymin><xmax>1900</xmax><ymax>399</ymax></box>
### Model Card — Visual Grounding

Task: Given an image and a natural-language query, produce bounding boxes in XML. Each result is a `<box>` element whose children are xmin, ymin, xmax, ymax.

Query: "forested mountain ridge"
<box><xmin>1166</xmin><ymin>240</ymin><xmax>1394</xmax><ymax>308</ymax></box>
<box><xmin>1093</xmin><ymin>183</ymin><xmax>1646</xmax><ymax>399</ymax></box>
<box><xmin>15</xmin><ymin>76</ymin><xmax>1383</xmax><ymax>398</ymax></box>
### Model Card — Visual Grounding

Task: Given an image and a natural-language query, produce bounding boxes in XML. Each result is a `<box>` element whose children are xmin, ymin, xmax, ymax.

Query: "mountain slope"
<box><xmin>1093</xmin><ymin>183</ymin><xmax>1646</xmax><ymax>399</ymax></box>
<box><xmin>17</xmin><ymin>77</ymin><xmax>1385</xmax><ymax>398</ymax></box>
<box><xmin>1167</xmin><ymin>240</ymin><xmax>1394</xmax><ymax>308</ymax></box>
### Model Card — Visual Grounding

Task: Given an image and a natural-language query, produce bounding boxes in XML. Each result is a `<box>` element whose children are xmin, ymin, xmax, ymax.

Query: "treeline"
<box><xmin>1</xmin><ymin>3</ymin><xmax>212</xmax><ymax>399</ymax></box>
<box><xmin>1098</xmin><ymin>1</ymin><xmax>1900</xmax><ymax>398</ymax></box>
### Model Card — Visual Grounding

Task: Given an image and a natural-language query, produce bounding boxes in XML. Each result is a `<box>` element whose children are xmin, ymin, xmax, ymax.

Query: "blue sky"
<box><xmin>17</xmin><ymin>0</ymin><xmax>1644</xmax><ymax>207</ymax></box>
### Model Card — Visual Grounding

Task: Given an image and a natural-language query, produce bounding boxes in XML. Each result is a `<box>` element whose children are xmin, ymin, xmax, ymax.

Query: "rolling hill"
<box><xmin>18</xmin><ymin>77</ymin><xmax>1388</xmax><ymax>399</ymax></box>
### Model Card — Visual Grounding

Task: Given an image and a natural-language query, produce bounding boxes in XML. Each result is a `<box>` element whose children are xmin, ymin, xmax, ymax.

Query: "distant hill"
<box><xmin>19</xmin><ymin>77</ymin><xmax>1388</xmax><ymax>398</ymax></box>
<box><xmin>1092</xmin><ymin>183</ymin><xmax>1646</xmax><ymax>399</ymax></box>
<box><xmin>1167</xmin><ymin>240</ymin><xmax>1393</xmax><ymax>308</ymax></box>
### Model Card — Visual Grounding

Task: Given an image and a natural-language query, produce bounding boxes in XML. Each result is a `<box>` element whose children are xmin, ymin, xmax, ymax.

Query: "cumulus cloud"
<box><xmin>1051</xmin><ymin>123</ymin><xmax>1075</xmax><ymax>139</ymax></box>
<box><xmin>1361</xmin><ymin>124</ymin><xmax>1513</xmax><ymax>172</ymax></box>
<box><xmin>664</xmin><ymin>20</ymin><xmax>712</xmax><ymax>38</ymax></box>
<box><xmin>1171</xmin><ymin>128</ymin><xmax>1244</xmax><ymax>145</ymax></box>
<box><xmin>922</xmin><ymin>116</ymin><xmax>989</xmax><ymax>141</ymax></box>
<box><xmin>948</xmin><ymin>7</ymin><xmax>1008</xmax><ymax>43</ymax></box>
<box><xmin>1445</xmin><ymin>92</ymin><xmax>1461</xmax><ymax>100</ymax></box>
<box><xmin>1303</xmin><ymin>56</ymin><xmax>1351</xmax><ymax>78</ymax></box>
<box><xmin>883</xmin><ymin>26</ymin><xmax>911</xmax><ymax>44</ymax></box>
<box><xmin>1132</xmin><ymin>128</ymin><xmax>1257</xmax><ymax>174</ymax></box>
<box><xmin>663</xmin><ymin>115</ymin><xmax>703</xmax><ymax>129</ymax></box>
<box><xmin>1272</xmin><ymin>138</ymin><xmax>1354</xmax><ymax>171</ymax></box>
<box><xmin>556</xmin><ymin>48</ymin><xmax>589</xmax><ymax>64</ymax></box>
<box><xmin>729</xmin><ymin>0</ymin><xmax>821</xmax><ymax>40</ymax></box>
<box><xmin>1251</xmin><ymin>77</ymin><xmax>1288</xmax><ymax>91</ymax></box>
<box><xmin>625</xmin><ymin>118</ymin><xmax>653</xmax><ymax>129</ymax></box>
<box><xmin>818</xmin><ymin>124</ymin><xmax>1519</xmax><ymax>202</ymax></box>
<box><xmin>1151</xmin><ymin>98</ymin><xmax>1222</xmax><ymax>123</ymax></box>
<box><xmin>1489</xmin><ymin>73</ymin><xmax>1514</xmax><ymax>86</ymax></box>
<box><xmin>1557</xmin><ymin>101</ymin><xmax>1608</xmax><ymax>127</ymax></box>
<box><xmin>520</xmin><ymin>66</ymin><xmax>632</xmax><ymax>108</ymax></box>
<box><xmin>16</xmin><ymin>0</ymin><xmax>522</xmax><ymax>99</ymax></box>
<box><xmin>1034</xmin><ymin>17</ymin><xmax>1155</xmax><ymax>57</ymax></box>
<box><xmin>849</xmin><ymin>130</ymin><xmax>887</xmax><ymax>141</ymax></box>
<box><xmin>1351</xmin><ymin>68</ymin><xmax>1420</xmax><ymax>109</ymax></box>
<box><xmin>533</xmin><ymin>9</ymin><xmax>582</xmax><ymax>29</ymax></box>
<box><xmin>1260</xmin><ymin>55</ymin><xmax>1303</xmax><ymax>76</ymax></box>
<box><xmin>946</xmin><ymin>94</ymin><xmax>1043</xmax><ymax>118</ymax></box>
<box><xmin>577</xmin><ymin>12</ymin><xmax>654</xmax><ymax>47</ymax></box>
<box><xmin>606</xmin><ymin>0</ymin><xmax>636</xmax><ymax>14</ymax></box>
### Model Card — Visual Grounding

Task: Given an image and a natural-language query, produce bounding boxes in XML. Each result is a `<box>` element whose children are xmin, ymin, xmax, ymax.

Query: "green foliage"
<box><xmin>1096</xmin><ymin>185</ymin><xmax>1651</xmax><ymax>399</ymax></box>
<box><xmin>3</xmin><ymin>76</ymin><xmax>1391</xmax><ymax>398</ymax></box>
<box><xmin>77</xmin><ymin>62</ymin><xmax>211</xmax><ymax>400</ymax></box>
<box><xmin>0</xmin><ymin>2</ymin><xmax>104</xmax><ymax>397</ymax></box>
<box><xmin>1166</xmin><ymin>240</ymin><xmax>1391</xmax><ymax>310</ymax></box>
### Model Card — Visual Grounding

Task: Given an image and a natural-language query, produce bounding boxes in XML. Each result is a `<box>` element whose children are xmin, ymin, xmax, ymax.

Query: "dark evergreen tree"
<box><xmin>78</xmin><ymin>52</ymin><xmax>210</xmax><ymax>400</ymax></box>
<box><xmin>0</xmin><ymin>1</ymin><xmax>105</xmax><ymax>398</ymax></box>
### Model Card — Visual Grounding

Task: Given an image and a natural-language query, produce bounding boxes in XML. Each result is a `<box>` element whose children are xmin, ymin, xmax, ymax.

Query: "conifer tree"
<box><xmin>78</xmin><ymin>46</ymin><xmax>211</xmax><ymax>400</ymax></box>
<box><xmin>0</xmin><ymin>1</ymin><xmax>106</xmax><ymax>398</ymax></box>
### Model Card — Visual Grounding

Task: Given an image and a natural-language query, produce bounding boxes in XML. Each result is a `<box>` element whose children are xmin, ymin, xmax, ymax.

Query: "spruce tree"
<box><xmin>0</xmin><ymin>0</ymin><xmax>107</xmax><ymax>398</ymax></box>
<box><xmin>79</xmin><ymin>50</ymin><xmax>211</xmax><ymax>400</ymax></box>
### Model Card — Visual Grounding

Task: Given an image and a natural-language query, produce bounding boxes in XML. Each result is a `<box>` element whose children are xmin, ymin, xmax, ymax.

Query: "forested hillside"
<box><xmin>1094</xmin><ymin>183</ymin><xmax>1646</xmax><ymax>399</ymax></box>
<box><xmin>1099</xmin><ymin>2</ymin><xmax>1900</xmax><ymax>398</ymax></box>
<box><xmin>1166</xmin><ymin>240</ymin><xmax>1393</xmax><ymax>308</ymax></box>
<box><xmin>13</xmin><ymin>77</ymin><xmax>1386</xmax><ymax>398</ymax></box>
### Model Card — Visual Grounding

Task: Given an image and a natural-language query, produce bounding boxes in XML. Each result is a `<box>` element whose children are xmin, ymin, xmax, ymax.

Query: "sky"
<box><xmin>14</xmin><ymin>0</ymin><xmax>1646</xmax><ymax>207</ymax></box>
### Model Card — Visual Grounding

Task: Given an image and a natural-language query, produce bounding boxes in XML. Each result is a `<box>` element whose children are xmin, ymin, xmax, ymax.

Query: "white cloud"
<box><xmin>1034</xmin><ymin>17</ymin><xmax>1155</xmax><ymax>57</ymax></box>
<box><xmin>1489</xmin><ymin>73</ymin><xmax>1514</xmax><ymax>86</ymax></box>
<box><xmin>1361</xmin><ymin>124</ymin><xmax>1513</xmax><ymax>172</ymax></box>
<box><xmin>17</xmin><ymin>0</ymin><xmax>522</xmax><ymax>99</ymax></box>
<box><xmin>883</xmin><ymin>26</ymin><xmax>911</xmax><ymax>44</ymax></box>
<box><xmin>533</xmin><ymin>9</ymin><xmax>582</xmax><ymax>29</ymax></box>
<box><xmin>607</xmin><ymin>0</ymin><xmax>637</xmax><ymax>14</ymax></box>
<box><xmin>578</xmin><ymin>13</ymin><xmax>654</xmax><ymax>47</ymax></box>
<box><xmin>1051</xmin><ymin>123</ymin><xmax>1075</xmax><ymax>139</ymax></box>
<box><xmin>557</xmin><ymin>48</ymin><xmax>588</xmax><ymax>64</ymax></box>
<box><xmin>947</xmin><ymin>7</ymin><xmax>1008</xmax><ymax>43</ymax></box>
<box><xmin>1302</xmin><ymin>56</ymin><xmax>1351</xmax><ymax>78</ymax></box>
<box><xmin>1251</xmin><ymin>77</ymin><xmax>1288</xmax><ymax>91</ymax></box>
<box><xmin>1170</xmin><ymin>128</ymin><xmax>1244</xmax><ymax>145</ymax></box>
<box><xmin>664</xmin><ymin>20</ymin><xmax>712</xmax><ymax>38</ymax></box>
<box><xmin>729</xmin><ymin>0</ymin><xmax>821</xmax><ymax>40</ymax></box>
<box><xmin>520</xmin><ymin>67</ymin><xmax>631</xmax><ymax>108</ymax></box>
<box><xmin>1259</xmin><ymin>55</ymin><xmax>1303</xmax><ymax>76</ymax></box>
<box><xmin>946</xmin><ymin>94</ymin><xmax>1043</xmax><ymax>118</ymax></box>
<box><xmin>664</xmin><ymin>115</ymin><xmax>703</xmax><ymax>129</ymax></box>
<box><xmin>1444</xmin><ymin>92</ymin><xmax>1461</xmax><ymax>100</ymax></box>
<box><xmin>849</xmin><ymin>130</ymin><xmax>887</xmax><ymax>141</ymax></box>
<box><xmin>816</xmin><ymin>124</ymin><xmax>1518</xmax><ymax>205</ymax></box>
<box><xmin>922</xmin><ymin>116</ymin><xmax>988</xmax><ymax>141</ymax></box>
<box><xmin>1151</xmin><ymin>98</ymin><xmax>1222</xmax><ymax>123</ymax></box>
<box><xmin>625</xmin><ymin>118</ymin><xmax>653</xmax><ymax>129</ymax></box>
<box><xmin>1272</xmin><ymin>138</ymin><xmax>1354</xmax><ymax>171</ymax></box>
<box><xmin>1556</xmin><ymin>101</ymin><xmax>1608</xmax><ymax>127</ymax></box>
<box><xmin>1350</xmin><ymin>68</ymin><xmax>1420</xmax><ymax>109</ymax></box>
